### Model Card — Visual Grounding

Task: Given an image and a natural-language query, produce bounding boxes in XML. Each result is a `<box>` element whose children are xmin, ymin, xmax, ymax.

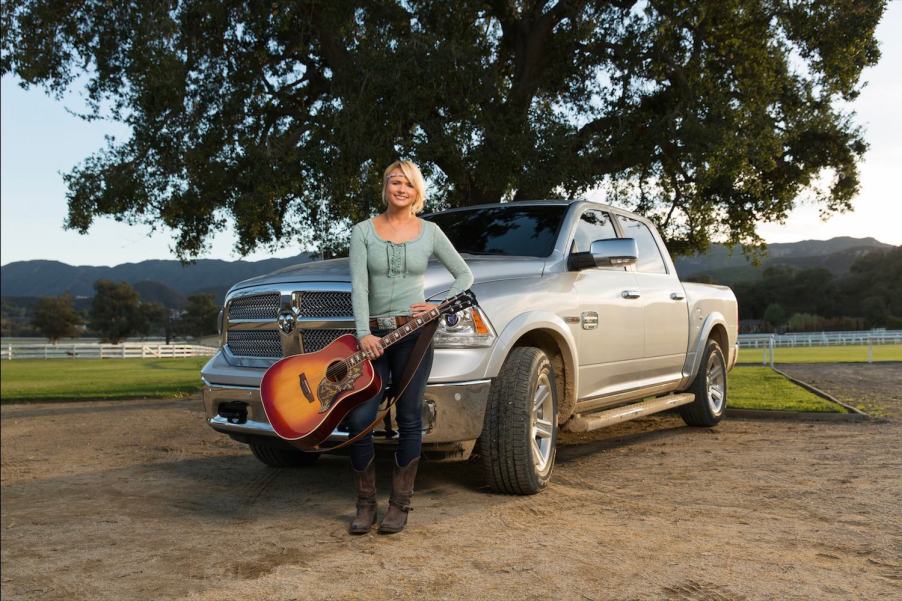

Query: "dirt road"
<box><xmin>2</xmin><ymin>364</ymin><xmax>900</xmax><ymax>600</ymax></box>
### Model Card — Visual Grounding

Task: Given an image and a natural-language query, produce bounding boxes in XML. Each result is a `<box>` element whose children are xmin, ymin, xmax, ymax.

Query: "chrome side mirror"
<box><xmin>589</xmin><ymin>238</ymin><xmax>638</xmax><ymax>267</ymax></box>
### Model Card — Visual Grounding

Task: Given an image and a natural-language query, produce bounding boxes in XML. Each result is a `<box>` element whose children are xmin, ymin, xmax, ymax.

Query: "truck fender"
<box><xmin>680</xmin><ymin>311</ymin><xmax>728</xmax><ymax>389</ymax></box>
<box><xmin>483</xmin><ymin>311</ymin><xmax>579</xmax><ymax>421</ymax></box>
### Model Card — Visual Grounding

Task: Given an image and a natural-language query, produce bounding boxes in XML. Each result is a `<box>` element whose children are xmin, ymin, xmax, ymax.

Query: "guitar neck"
<box><xmin>346</xmin><ymin>307</ymin><xmax>443</xmax><ymax>367</ymax></box>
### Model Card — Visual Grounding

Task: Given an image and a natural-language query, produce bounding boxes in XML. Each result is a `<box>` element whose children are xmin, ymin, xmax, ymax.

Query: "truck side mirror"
<box><xmin>589</xmin><ymin>238</ymin><xmax>638</xmax><ymax>267</ymax></box>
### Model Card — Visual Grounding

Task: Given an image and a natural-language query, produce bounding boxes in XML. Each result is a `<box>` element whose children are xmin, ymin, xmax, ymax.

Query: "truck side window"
<box><xmin>571</xmin><ymin>209</ymin><xmax>617</xmax><ymax>254</ymax></box>
<box><xmin>615</xmin><ymin>215</ymin><xmax>668</xmax><ymax>274</ymax></box>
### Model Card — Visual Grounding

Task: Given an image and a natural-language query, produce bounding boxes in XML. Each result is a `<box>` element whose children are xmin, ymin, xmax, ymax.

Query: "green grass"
<box><xmin>728</xmin><ymin>366</ymin><xmax>844</xmax><ymax>412</ymax></box>
<box><xmin>0</xmin><ymin>358</ymin><xmax>209</xmax><ymax>402</ymax></box>
<box><xmin>738</xmin><ymin>343</ymin><xmax>902</xmax><ymax>364</ymax></box>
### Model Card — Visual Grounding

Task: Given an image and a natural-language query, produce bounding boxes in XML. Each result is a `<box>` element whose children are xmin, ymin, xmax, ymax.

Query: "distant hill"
<box><xmin>0</xmin><ymin>253</ymin><xmax>315</xmax><ymax>299</ymax></box>
<box><xmin>673</xmin><ymin>237</ymin><xmax>893</xmax><ymax>284</ymax></box>
<box><xmin>1</xmin><ymin>237</ymin><xmax>895</xmax><ymax>301</ymax></box>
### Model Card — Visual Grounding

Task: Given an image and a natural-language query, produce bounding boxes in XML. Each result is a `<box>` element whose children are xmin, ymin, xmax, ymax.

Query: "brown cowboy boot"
<box><xmin>349</xmin><ymin>457</ymin><xmax>377</xmax><ymax>535</ymax></box>
<box><xmin>378</xmin><ymin>456</ymin><xmax>420</xmax><ymax>534</ymax></box>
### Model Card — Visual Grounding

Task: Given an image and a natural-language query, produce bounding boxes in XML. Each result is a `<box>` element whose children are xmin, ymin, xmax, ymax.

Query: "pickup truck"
<box><xmin>201</xmin><ymin>200</ymin><xmax>738</xmax><ymax>494</ymax></box>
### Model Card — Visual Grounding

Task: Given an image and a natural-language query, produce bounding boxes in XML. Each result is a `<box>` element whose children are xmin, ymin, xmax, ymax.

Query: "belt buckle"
<box><xmin>376</xmin><ymin>316</ymin><xmax>396</xmax><ymax>330</ymax></box>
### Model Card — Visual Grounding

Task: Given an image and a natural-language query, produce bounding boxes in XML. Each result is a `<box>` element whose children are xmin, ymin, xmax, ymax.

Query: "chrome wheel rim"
<box><xmin>530</xmin><ymin>370</ymin><xmax>555</xmax><ymax>473</ymax></box>
<box><xmin>706</xmin><ymin>352</ymin><xmax>726</xmax><ymax>415</ymax></box>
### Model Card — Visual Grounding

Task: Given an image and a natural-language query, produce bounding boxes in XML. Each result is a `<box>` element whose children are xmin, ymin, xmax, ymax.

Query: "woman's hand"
<box><xmin>358</xmin><ymin>334</ymin><xmax>384</xmax><ymax>359</ymax></box>
<box><xmin>410</xmin><ymin>302</ymin><xmax>438</xmax><ymax>317</ymax></box>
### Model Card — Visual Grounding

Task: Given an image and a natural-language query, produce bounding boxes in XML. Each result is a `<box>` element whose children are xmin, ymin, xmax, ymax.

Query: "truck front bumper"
<box><xmin>202</xmin><ymin>378</ymin><xmax>492</xmax><ymax>450</ymax></box>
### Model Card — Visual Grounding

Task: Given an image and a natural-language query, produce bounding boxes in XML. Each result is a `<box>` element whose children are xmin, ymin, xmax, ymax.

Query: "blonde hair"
<box><xmin>382</xmin><ymin>160</ymin><xmax>427</xmax><ymax>215</ymax></box>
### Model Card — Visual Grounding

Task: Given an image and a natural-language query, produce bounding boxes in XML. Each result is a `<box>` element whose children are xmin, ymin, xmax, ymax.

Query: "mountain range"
<box><xmin>0</xmin><ymin>237</ymin><xmax>895</xmax><ymax>309</ymax></box>
<box><xmin>673</xmin><ymin>236</ymin><xmax>893</xmax><ymax>284</ymax></box>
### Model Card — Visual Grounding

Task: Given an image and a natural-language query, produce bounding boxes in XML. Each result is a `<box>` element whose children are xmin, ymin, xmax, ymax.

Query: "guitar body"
<box><xmin>259</xmin><ymin>333</ymin><xmax>381</xmax><ymax>449</ymax></box>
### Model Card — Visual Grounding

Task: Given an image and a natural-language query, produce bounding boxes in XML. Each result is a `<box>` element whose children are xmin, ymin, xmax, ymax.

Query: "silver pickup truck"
<box><xmin>201</xmin><ymin>200</ymin><xmax>738</xmax><ymax>494</ymax></box>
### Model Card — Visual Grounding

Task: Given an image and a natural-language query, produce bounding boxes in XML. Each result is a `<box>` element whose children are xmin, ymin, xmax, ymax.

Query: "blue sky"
<box><xmin>2</xmin><ymin>5</ymin><xmax>901</xmax><ymax>267</ymax></box>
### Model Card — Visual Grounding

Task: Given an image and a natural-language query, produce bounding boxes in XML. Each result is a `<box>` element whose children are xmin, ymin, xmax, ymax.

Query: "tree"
<box><xmin>763</xmin><ymin>303</ymin><xmax>786</xmax><ymax>331</ymax></box>
<box><xmin>139</xmin><ymin>301</ymin><xmax>171</xmax><ymax>341</ymax></box>
<box><xmin>2</xmin><ymin>1</ymin><xmax>886</xmax><ymax>258</ymax></box>
<box><xmin>89</xmin><ymin>280</ymin><xmax>146</xmax><ymax>343</ymax></box>
<box><xmin>180</xmin><ymin>293</ymin><xmax>220</xmax><ymax>339</ymax></box>
<box><xmin>31</xmin><ymin>295</ymin><xmax>82</xmax><ymax>342</ymax></box>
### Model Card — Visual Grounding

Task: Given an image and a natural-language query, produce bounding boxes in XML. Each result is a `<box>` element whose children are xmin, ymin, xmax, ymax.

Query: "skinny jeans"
<box><xmin>345</xmin><ymin>327</ymin><xmax>435</xmax><ymax>470</ymax></box>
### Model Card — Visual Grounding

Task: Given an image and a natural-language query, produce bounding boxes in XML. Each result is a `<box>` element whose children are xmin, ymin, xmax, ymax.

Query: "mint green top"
<box><xmin>350</xmin><ymin>217</ymin><xmax>474</xmax><ymax>338</ymax></box>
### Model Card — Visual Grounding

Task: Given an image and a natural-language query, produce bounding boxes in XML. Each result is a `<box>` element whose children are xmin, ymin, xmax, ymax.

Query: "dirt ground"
<box><xmin>2</xmin><ymin>364</ymin><xmax>900</xmax><ymax>600</ymax></box>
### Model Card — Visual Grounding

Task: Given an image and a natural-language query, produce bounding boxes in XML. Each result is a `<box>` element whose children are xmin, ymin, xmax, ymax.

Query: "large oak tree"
<box><xmin>2</xmin><ymin>0</ymin><xmax>885</xmax><ymax>258</ymax></box>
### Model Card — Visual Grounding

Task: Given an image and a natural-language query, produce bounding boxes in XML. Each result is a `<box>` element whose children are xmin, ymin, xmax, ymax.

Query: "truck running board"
<box><xmin>563</xmin><ymin>393</ymin><xmax>695</xmax><ymax>433</ymax></box>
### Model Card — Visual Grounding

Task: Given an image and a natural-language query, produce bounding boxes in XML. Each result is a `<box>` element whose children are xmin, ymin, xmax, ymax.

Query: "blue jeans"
<box><xmin>345</xmin><ymin>328</ymin><xmax>435</xmax><ymax>470</ymax></box>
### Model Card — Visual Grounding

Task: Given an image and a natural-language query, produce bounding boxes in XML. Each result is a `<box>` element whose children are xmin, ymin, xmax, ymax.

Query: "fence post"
<box><xmin>769</xmin><ymin>336</ymin><xmax>775</xmax><ymax>368</ymax></box>
<box><xmin>867</xmin><ymin>338</ymin><xmax>873</xmax><ymax>363</ymax></box>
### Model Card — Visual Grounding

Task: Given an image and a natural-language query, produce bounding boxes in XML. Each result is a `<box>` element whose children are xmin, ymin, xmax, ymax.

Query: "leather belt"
<box><xmin>369</xmin><ymin>315</ymin><xmax>415</xmax><ymax>330</ymax></box>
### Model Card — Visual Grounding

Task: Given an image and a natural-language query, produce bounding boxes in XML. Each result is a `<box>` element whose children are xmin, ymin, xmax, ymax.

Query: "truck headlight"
<box><xmin>433</xmin><ymin>306</ymin><xmax>495</xmax><ymax>348</ymax></box>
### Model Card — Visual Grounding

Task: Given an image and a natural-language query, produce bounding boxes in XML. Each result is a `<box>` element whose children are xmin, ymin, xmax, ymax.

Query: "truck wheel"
<box><xmin>680</xmin><ymin>339</ymin><xmax>727</xmax><ymax>427</ymax></box>
<box><xmin>249</xmin><ymin>442</ymin><xmax>320</xmax><ymax>467</ymax></box>
<box><xmin>481</xmin><ymin>346</ymin><xmax>558</xmax><ymax>495</ymax></box>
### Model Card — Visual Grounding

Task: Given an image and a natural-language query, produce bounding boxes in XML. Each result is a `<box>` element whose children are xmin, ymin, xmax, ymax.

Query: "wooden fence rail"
<box><xmin>2</xmin><ymin>343</ymin><xmax>218</xmax><ymax>360</ymax></box>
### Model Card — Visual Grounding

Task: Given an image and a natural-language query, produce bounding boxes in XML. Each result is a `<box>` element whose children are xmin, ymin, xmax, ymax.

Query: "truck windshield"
<box><xmin>423</xmin><ymin>205</ymin><xmax>566</xmax><ymax>257</ymax></box>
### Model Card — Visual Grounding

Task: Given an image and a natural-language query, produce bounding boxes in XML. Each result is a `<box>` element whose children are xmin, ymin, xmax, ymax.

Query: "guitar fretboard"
<box><xmin>346</xmin><ymin>308</ymin><xmax>442</xmax><ymax>367</ymax></box>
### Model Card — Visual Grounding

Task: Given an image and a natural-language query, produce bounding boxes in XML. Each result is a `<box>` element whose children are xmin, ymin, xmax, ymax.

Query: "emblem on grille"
<box><xmin>277</xmin><ymin>311</ymin><xmax>295</xmax><ymax>334</ymax></box>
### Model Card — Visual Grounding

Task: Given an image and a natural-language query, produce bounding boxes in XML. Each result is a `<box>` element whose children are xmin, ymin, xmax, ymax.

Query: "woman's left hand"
<box><xmin>410</xmin><ymin>302</ymin><xmax>438</xmax><ymax>317</ymax></box>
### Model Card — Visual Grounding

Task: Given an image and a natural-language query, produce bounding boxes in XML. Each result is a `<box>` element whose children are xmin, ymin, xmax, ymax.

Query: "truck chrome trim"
<box><xmin>564</xmin><ymin>393</ymin><xmax>695</xmax><ymax>433</ymax></box>
<box><xmin>203</xmin><ymin>377</ymin><xmax>491</xmax><ymax>443</ymax></box>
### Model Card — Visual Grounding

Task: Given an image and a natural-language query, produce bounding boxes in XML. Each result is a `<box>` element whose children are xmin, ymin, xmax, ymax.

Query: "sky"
<box><xmin>2</xmin><ymin>5</ymin><xmax>901</xmax><ymax>267</ymax></box>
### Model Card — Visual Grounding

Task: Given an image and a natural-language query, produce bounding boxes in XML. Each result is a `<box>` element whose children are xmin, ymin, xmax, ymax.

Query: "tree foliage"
<box><xmin>89</xmin><ymin>280</ymin><xmax>146</xmax><ymax>343</ymax></box>
<box><xmin>2</xmin><ymin>0</ymin><xmax>886</xmax><ymax>258</ymax></box>
<box><xmin>31</xmin><ymin>294</ymin><xmax>82</xmax><ymax>342</ymax></box>
<box><xmin>179</xmin><ymin>293</ymin><xmax>219</xmax><ymax>338</ymax></box>
<box><xmin>733</xmin><ymin>246</ymin><xmax>902</xmax><ymax>329</ymax></box>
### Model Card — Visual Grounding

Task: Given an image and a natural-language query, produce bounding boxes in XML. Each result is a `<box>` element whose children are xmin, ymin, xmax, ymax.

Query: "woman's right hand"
<box><xmin>359</xmin><ymin>334</ymin><xmax>384</xmax><ymax>359</ymax></box>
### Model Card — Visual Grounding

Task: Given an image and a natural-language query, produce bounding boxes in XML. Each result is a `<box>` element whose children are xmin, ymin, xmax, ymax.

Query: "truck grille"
<box><xmin>228</xmin><ymin>293</ymin><xmax>280</xmax><ymax>320</ymax></box>
<box><xmin>226</xmin><ymin>330</ymin><xmax>282</xmax><ymax>357</ymax></box>
<box><xmin>223</xmin><ymin>289</ymin><xmax>353</xmax><ymax>363</ymax></box>
<box><xmin>298</xmin><ymin>291</ymin><xmax>352</xmax><ymax>317</ymax></box>
<box><xmin>301</xmin><ymin>329</ymin><xmax>354</xmax><ymax>352</ymax></box>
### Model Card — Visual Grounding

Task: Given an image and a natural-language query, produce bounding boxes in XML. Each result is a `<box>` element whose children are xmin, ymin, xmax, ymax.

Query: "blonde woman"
<box><xmin>347</xmin><ymin>160</ymin><xmax>473</xmax><ymax>534</ymax></box>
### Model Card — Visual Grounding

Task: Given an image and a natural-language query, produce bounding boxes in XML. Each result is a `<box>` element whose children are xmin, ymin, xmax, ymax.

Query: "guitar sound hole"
<box><xmin>326</xmin><ymin>360</ymin><xmax>348</xmax><ymax>383</ymax></box>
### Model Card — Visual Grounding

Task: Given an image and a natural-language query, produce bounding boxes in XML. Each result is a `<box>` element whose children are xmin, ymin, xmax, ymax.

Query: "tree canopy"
<box><xmin>2</xmin><ymin>0</ymin><xmax>886</xmax><ymax>258</ymax></box>
<box><xmin>89</xmin><ymin>280</ymin><xmax>147</xmax><ymax>343</ymax></box>
<box><xmin>31</xmin><ymin>294</ymin><xmax>82</xmax><ymax>342</ymax></box>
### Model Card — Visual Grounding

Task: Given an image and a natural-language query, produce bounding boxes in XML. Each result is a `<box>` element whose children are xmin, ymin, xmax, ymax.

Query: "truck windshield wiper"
<box><xmin>461</xmin><ymin>250</ymin><xmax>505</xmax><ymax>256</ymax></box>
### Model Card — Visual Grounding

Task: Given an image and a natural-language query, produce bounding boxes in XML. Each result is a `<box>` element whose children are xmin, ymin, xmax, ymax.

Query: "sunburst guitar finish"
<box><xmin>258</xmin><ymin>290</ymin><xmax>478</xmax><ymax>451</ymax></box>
<box><xmin>259</xmin><ymin>334</ymin><xmax>382</xmax><ymax>448</ymax></box>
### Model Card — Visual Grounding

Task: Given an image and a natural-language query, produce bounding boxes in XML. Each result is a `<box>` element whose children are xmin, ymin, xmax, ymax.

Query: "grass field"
<box><xmin>728</xmin><ymin>366</ymin><xmax>844</xmax><ymax>412</ymax></box>
<box><xmin>2</xmin><ymin>357</ymin><xmax>844</xmax><ymax>415</ymax></box>
<box><xmin>738</xmin><ymin>343</ymin><xmax>902</xmax><ymax>364</ymax></box>
<box><xmin>0</xmin><ymin>358</ymin><xmax>209</xmax><ymax>402</ymax></box>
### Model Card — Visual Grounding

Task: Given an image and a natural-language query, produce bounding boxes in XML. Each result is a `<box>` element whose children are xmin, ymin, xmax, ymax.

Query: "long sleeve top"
<box><xmin>349</xmin><ymin>217</ymin><xmax>474</xmax><ymax>338</ymax></box>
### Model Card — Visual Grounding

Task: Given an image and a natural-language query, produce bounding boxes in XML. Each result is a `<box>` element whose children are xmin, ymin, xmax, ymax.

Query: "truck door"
<box><xmin>615</xmin><ymin>215</ymin><xmax>690</xmax><ymax>385</ymax></box>
<box><xmin>569</xmin><ymin>209</ymin><xmax>645</xmax><ymax>399</ymax></box>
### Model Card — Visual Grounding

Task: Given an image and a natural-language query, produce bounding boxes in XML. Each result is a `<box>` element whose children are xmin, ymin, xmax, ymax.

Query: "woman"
<box><xmin>347</xmin><ymin>160</ymin><xmax>473</xmax><ymax>535</ymax></box>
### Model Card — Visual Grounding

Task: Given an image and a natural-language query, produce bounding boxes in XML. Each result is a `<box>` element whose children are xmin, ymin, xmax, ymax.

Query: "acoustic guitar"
<box><xmin>259</xmin><ymin>290</ymin><xmax>478</xmax><ymax>450</ymax></box>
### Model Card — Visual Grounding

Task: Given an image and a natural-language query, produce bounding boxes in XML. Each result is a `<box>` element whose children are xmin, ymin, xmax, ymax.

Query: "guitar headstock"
<box><xmin>439</xmin><ymin>289</ymin><xmax>478</xmax><ymax>316</ymax></box>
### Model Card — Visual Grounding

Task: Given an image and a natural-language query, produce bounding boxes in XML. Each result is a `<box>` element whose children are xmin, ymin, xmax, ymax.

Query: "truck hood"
<box><xmin>229</xmin><ymin>255</ymin><xmax>546</xmax><ymax>297</ymax></box>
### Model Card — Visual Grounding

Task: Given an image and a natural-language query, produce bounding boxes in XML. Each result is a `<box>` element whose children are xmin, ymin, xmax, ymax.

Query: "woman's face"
<box><xmin>385</xmin><ymin>169</ymin><xmax>417</xmax><ymax>213</ymax></box>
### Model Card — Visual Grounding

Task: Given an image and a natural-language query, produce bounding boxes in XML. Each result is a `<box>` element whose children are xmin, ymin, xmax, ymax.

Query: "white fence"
<box><xmin>738</xmin><ymin>330</ymin><xmax>902</xmax><ymax>348</ymax></box>
<box><xmin>2</xmin><ymin>342</ymin><xmax>218</xmax><ymax>360</ymax></box>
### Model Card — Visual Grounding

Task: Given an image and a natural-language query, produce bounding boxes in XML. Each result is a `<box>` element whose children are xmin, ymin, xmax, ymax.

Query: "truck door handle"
<box><xmin>670</xmin><ymin>292</ymin><xmax>685</xmax><ymax>300</ymax></box>
<box><xmin>621</xmin><ymin>290</ymin><xmax>641</xmax><ymax>299</ymax></box>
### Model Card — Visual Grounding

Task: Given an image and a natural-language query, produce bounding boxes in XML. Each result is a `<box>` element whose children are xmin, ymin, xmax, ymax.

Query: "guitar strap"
<box><xmin>298</xmin><ymin>319</ymin><xmax>439</xmax><ymax>454</ymax></box>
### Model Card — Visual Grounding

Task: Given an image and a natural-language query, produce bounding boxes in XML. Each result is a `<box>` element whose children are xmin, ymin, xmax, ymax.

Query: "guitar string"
<box><xmin>324</xmin><ymin>298</ymin><xmax>455</xmax><ymax>379</ymax></box>
<box><xmin>323</xmin><ymin>295</ymin><xmax>468</xmax><ymax>380</ymax></box>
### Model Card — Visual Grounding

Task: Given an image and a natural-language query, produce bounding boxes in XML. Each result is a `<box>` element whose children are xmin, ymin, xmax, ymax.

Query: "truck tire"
<box><xmin>680</xmin><ymin>339</ymin><xmax>727</xmax><ymax>427</ymax></box>
<box><xmin>481</xmin><ymin>346</ymin><xmax>558</xmax><ymax>495</ymax></box>
<box><xmin>249</xmin><ymin>441</ymin><xmax>320</xmax><ymax>467</ymax></box>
